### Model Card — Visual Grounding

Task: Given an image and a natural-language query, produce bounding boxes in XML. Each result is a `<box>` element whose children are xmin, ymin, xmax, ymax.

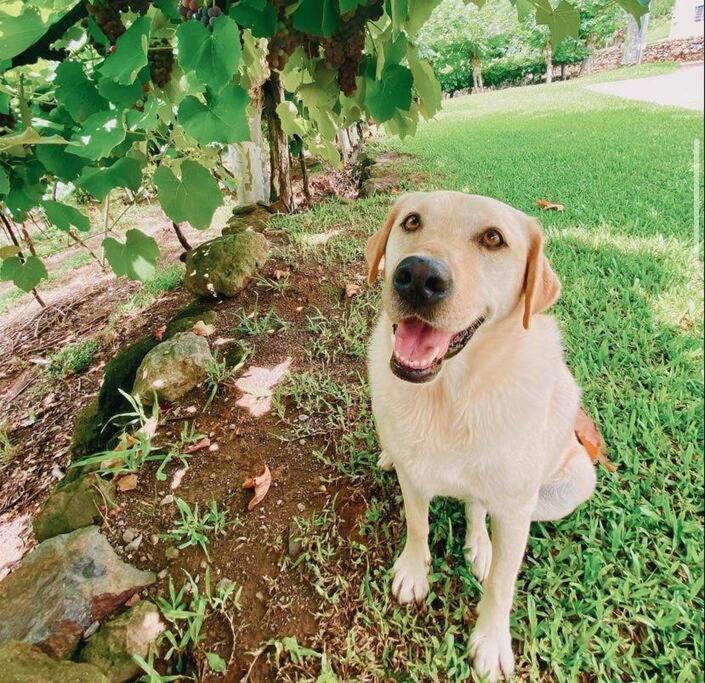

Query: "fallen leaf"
<box><xmin>273</xmin><ymin>268</ymin><xmax>290</xmax><ymax>280</ymax></box>
<box><xmin>170</xmin><ymin>466</ymin><xmax>188</xmax><ymax>490</ymax></box>
<box><xmin>154</xmin><ymin>325</ymin><xmax>166</xmax><ymax>341</ymax></box>
<box><xmin>242</xmin><ymin>464</ymin><xmax>272</xmax><ymax>510</ymax></box>
<box><xmin>213</xmin><ymin>336</ymin><xmax>237</xmax><ymax>347</ymax></box>
<box><xmin>124</xmin><ymin>593</ymin><xmax>141</xmax><ymax>607</ymax></box>
<box><xmin>191</xmin><ymin>320</ymin><xmax>215</xmax><ymax>337</ymax></box>
<box><xmin>344</xmin><ymin>283</ymin><xmax>362</xmax><ymax>299</ymax></box>
<box><xmin>235</xmin><ymin>359</ymin><xmax>291</xmax><ymax>417</ymax></box>
<box><xmin>116</xmin><ymin>474</ymin><xmax>138</xmax><ymax>492</ymax></box>
<box><xmin>184</xmin><ymin>437</ymin><xmax>211</xmax><ymax>454</ymax></box>
<box><xmin>536</xmin><ymin>199</ymin><xmax>565</xmax><ymax>212</ymax></box>
<box><xmin>575</xmin><ymin>407</ymin><xmax>615</xmax><ymax>472</ymax></box>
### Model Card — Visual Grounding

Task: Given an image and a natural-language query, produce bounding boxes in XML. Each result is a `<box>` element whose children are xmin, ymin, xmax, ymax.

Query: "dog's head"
<box><xmin>366</xmin><ymin>191</ymin><xmax>560</xmax><ymax>383</ymax></box>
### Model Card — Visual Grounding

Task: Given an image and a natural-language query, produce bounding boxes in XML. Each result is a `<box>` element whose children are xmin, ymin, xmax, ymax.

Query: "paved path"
<box><xmin>588</xmin><ymin>63</ymin><xmax>704</xmax><ymax>111</ymax></box>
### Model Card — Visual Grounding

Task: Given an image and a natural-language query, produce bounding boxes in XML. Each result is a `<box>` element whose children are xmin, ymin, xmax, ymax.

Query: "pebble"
<box><xmin>297</xmin><ymin>503</ymin><xmax>305</xmax><ymax>512</ymax></box>
<box><xmin>209</xmin><ymin>443</ymin><xmax>219</xmax><ymax>452</ymax></box>
<box><xmin>216</xmin><ymin>578</ymin><xmax>234</xmax><ymax>593</ymax></box>
<box><xmin>150</xmin><ymin>534</ymin><xmax>160</xmax><ymax>545</ymax></box>
<box><xmin>298</xmin><ymin>414</ymin><xmax>309</xmax><ymax>422</ymax></box>
<box><xmin>125</xmin><ymin>535</ymin><xmax>143</xmax><ymax>552</ymax></box>
<box><xmin>200</xmin><ymin>560</ymin><xmax>208</xmax><ymax>569</ymax></box>
<box><xmin>165</xmin><ymin>547</ymin><xmax>180</xmax><ymax>560</ymax></box>
<box><xmin>158</xmin><ymin>569</ymin><xmax>168</xmax><ymax>580</ymax></box>
<box><xmin>160</xmin><ymin>494</ymin><xmax>174</xmax><ymax>506</ymax></box>
<box><xmin>122</xmin><ymin>528</ymin><xmax>137</xmax><ymax>544</ymax></box>
<box><xmin>255</xmin><ymin>591</ymin><xmax>264</xmax><ymax>601</ymax></box>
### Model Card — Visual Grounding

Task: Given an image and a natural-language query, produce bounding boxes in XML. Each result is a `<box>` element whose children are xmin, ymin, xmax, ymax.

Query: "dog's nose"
<box><xmin>393</xmin><ymin>255</ymin><xmax>452</xmax><ymax>308</ymax></box>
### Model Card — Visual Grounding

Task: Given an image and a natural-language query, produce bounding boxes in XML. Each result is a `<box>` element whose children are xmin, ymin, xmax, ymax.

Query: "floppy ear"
<box><xmin>365</xmin><ymin>202</ymin><xmax>400</xmax><ymax>285</ymax></box>
<box><xmin>522</xmin><ymin>219</ymin><xmax>561</xmax><ymax>329</ymax></box>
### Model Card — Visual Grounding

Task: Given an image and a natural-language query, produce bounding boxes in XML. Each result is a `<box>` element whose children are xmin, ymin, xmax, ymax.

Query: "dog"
<box><xmin>366</xmin><ymin>191</ymin><xmax>597</xmax><ymax>681</ymax></box>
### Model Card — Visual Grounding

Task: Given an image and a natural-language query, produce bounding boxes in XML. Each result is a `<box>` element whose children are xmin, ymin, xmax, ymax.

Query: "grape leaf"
<box><xmin>178</xmin><ymin>85</ymin><xmax>250</xmax><ymax>144</ymax></box>
<box><xmin>177</xmin><ymin>16</ymin><xmax>241</xmax><ymax>91</ymax></box>
<box><xmin>535</xmin><ymin>0</ymin><xmax>580</xmax><ymax>49</ymax></box>
<box><xmin>42</xmin><ymin>200</ymin><xmax>90</xmax><ymax>232</ymax></box>
<box><xmin>365</xmin><ymin>63</ymin><xmax>413</xmax><ymax>123</ymax></box>
<box><xmin>388</xmin><ymin>0</ymin><xmax>409</xmax><ymax>35</ymax></box>
<box><xmin>408</xmin><ymin>48</ymin><xmax>442</xmax><ymax>119</ymax></box>
<box><xmin>292</xmin><ymin>0</ymin><xmax>339</xmax><ymax>37</ymax></box>
<box><xmin>0</xmin><ymin>246</ymin><xmax>20</xmax><ymax>259</ymax></box>
<box><xmin>0</xmin><ymin>166</ymin><xmax>8</xmax><ymax>195</ymax></box>
<box><xmin>0</xmin><ymin>127</ymin><xmax>69</xmax><ymax>152</ymax></box>
<box><xmin>97</xmin><ymin>77</ymin><xmax>143</xmax><ymax>108</ymax></box>
<box><xmin>0</xmin><ymin>7</ymin><xmax>46</xmax><ymax>61</ymax></box>
<box><xmin>36</xmin><ymin>144</ymin><xmax>88</xmax><ymax>181</ymax></box>
<box><xmin>54</xmin><ymin>61</ymin><xmax>107</xmax><ymax>123</ymax></box>
<box><xmin>205</xmin><ymin>652</ymin><xmax>227</xmax><ymax>674</ymax></box>
<box><xmin>153</xmin><ymin>160</ymin><xmax>223</xmax><ymax>229</ymax></box>
<box><xmin>229</xmin><ymin>0</ymin><xmax>277</xmax><ymax>38</ymax></box>
<box><xmin>154</xmin><ymin>0</ymin><xmax>180</xmax><ymax>21</ymax></box>
<box><xmin>103</xmin><ymin>229</ymin><xmax>160</xmax><ymax>281</ymax></box>
<box><xmin>67</xmin><ymin>110</ymin><xmax>126</xmax><ymax>160</ymax></box>
<box><xmin>405</xmin><ymin>0</ymin><xmax>437</xmax><ymax>36</ymax></box>
<box><xmin>0</xmin><ymin>255</ymin><xmax>48</xmax><ymax>292</ymax></box>
<box><xmin>340</xmin><ymin>0</ymin><xmax>367</xmax><ymax>11</ymax></box>
<box><xmin>616</xmin><ymin>0</ymin><xmax>650</xmax><ymax>21</ymax></box>
<box><xmin>100</xmin><ymin>16</ymin><xmax>152</xmax><ymax>85</ymax></box>
<box><xmin>276</xmin><ymin>101</ymin><xmax>307</xmax><ymax>137</ymax></box>
<box><xmin>77</xmin><ymin>157</ymin><xmax>144</xmax><ymax>200</ymax></box>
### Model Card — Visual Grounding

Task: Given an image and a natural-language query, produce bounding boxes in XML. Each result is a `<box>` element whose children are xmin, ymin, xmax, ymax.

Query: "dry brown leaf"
<box><xmin>170</xmin><ymin>466</ymin><xmax>188</xmax><ymax>490</ymax></box>
<box><xmin>242</xmin><ymin>464</ymin><xmax>272</xmax><ymax>510</ymax></box>
<box><xmin>273</xmin><ymin>268</ymin><xmax>290</xmax><ymax>280</ymax></box>
<box><xmin>184</xmin><ymin>437</ymin><xmax>211</xmax><ymax>454</ymax></box>
<box><xmin>575</xmin><ymin>407</ymin><xmax>615</xmax><ymax>472</ymax></box>
<box><xmin>154</xmin><ymin>325</ymin><xmax>166</xmax><ymax>341</ymax></box>
<box><xmin>191</xmin><ymin>320</ymin><xmax>215</xmax><ymax>337</ymax></box>
<box><xmin>344</xmin><ymin>283</ymin><xmax>362</xmax><ymax>299</ymax></box>
<box><xmin>536</xmin><ymin>199</ymin><xmax>565</xmax><ymax>212</ymax></box>
<box><xmin>116</xmin><ymin>474</ymin><xmax>138</xmax><ymax>492</ymax></box>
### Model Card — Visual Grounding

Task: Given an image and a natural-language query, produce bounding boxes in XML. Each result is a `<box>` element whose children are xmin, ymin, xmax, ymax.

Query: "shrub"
<box><xmin>482</xmin><ymin>55</ymin><xmax>546</xmax><ymax>88</ymax></box>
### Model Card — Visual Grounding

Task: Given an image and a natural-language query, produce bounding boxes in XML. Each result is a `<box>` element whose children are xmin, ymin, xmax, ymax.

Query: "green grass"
<box><xmin>48</xmin><ymin>338</ymin><xmax>101</xmax><ymax>377</ymax></box>
<box><xmin>122</xmin><ymin>264</ymin><xmax>184</xmax><ymax>311</ymax></box>
<box><xmin>272</xmin><ymin>70</ymin><xmax>704</xmax><ymax>681</ymax></box>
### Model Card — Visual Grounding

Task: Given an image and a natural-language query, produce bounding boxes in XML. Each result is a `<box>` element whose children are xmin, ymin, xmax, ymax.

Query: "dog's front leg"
<box><xmin>392</xmin><ymin>469</ymin><xmax>431</xmax><ymax>605</ymax></box>
<box><xmin>470</xmin><ymin>508</ymin><xmax>532</xmax><ymax>681</ymax></box>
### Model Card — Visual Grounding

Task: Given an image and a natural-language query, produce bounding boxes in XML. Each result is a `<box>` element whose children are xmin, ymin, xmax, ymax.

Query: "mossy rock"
<box><xmin>222</xmin><ymin>204</ymin><xmax>272</xmax><ymax>236</ymax></box>
<box><xmin>165</xmin><ymin>309</ymin><xmax>217</xmax><ymax>338</ymax></box>
<box><xmin>70</xmin><ymin>398</ymin><xmax>104</xmax><ymax>464</ymax></box>
<box><xmin>79</xmin><ymin>601</ymin><xmax>164</xmax><ymax>682</ymax></box>
<box><xmin>184</xmin><ymin>230</ymin><xmax>269</xmax><ymax>298</ymax></box>
<box><xmin>33</xmin><ymin>473</ymin><xmax>115</xmax><ymax>542</ymax></box>
<box><xmin>0</xmin><ymin>641</ymin><xmax>110</xmax><ymax>683</ymax></box>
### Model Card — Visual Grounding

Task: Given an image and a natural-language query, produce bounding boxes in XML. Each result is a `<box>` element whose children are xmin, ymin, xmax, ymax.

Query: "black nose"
<box><xmin>393</xmin><ymin>255</ymin><xmax>452</xmax><ymax>308</ymax></box>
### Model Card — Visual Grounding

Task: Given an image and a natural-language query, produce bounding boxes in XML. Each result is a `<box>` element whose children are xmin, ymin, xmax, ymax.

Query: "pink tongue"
<box><xmin>394</xmin><ymin>318</ymin><xmax>454</xmax><ymax>365</ymax></box>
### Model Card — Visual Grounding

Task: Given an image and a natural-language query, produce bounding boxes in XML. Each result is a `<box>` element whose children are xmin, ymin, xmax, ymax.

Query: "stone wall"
<box><xmin>592</xmin><ymin>36</ymin><xmax>704</xmax><ymax>72</ymax></box>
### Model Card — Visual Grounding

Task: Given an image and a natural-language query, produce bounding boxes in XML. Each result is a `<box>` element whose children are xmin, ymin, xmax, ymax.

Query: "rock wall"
<box><xmin>592</xmin><ymin>36</ymin><xmax>704</xmax><ymax>72</ymax></box>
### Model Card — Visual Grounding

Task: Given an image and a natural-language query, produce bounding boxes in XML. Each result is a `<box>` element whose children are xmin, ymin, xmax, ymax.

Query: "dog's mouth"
<box><xmin>390</xmin><ymin>314</ymin><xmax>486</xmax><ymax>383</ymax></box>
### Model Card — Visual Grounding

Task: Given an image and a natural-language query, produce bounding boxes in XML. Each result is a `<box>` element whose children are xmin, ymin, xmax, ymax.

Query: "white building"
<box><xmin>670</xmin><ymin>0</ymin><xmax>705</xmax><ymax>39</ymax></box>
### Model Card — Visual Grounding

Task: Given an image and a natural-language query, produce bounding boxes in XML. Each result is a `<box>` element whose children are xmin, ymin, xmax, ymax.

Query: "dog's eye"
<box><xmin>401</xmin><ymin>213</ymin><xmax>422</xmax><ymax>232</ymax></box>
<box><xmin>480</xmin><ymin>228</ymin><xmax>505</xmax><ymax>249</ymax></box>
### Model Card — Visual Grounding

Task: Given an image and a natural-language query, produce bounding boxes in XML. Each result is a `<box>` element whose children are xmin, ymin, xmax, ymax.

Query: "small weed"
<box><xmin>255</xmin><ymin>273</ymin><xmax>290</xmax><ymax>294</ymax></box>
<box><xmin>123</xmin><ymin>265</ymin><xmax>183</xmax><ymax>311</ymax></box>
<box><xmin>164</xmin><ymin>498</ymin><xmax>238</xmax><ymax>559</ymax></box>
<box><xmin>234</xmin><ymin>303</ymin><xmax>289</xmax><ymax>336</ymax></box>
<box><xmin>49</xmin><ymin>338</ymin><xmax>101</xmax><ymax>377</ymax></box>
<box><xmin>0</xmin><ymin>427</ymin><xmax>17</xmax><ymax>470</ymax></box>
<box><xmin>203</xmin><ymin>346</ymin><xmax>250</xmax><ymax>411</ymax></box>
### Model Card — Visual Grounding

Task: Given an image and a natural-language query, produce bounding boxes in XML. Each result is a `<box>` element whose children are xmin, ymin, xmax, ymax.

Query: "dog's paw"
<box><xmin>391</xmin><ymin>549</ymin><xmax>430</xmax><ymax>605</ymax></box>
<box><xmin>377</xmin><ymin>450</ymin><xmax>395</xmax><ymax>471</ymax></box>
<box><xmin>464</xmin><ymin>524</ymin><xmax>492</xmax><ymax>583</ymax></box>
<box><xmin>469</xmin><ymin>615</ymin><xmax>514</xmax><ymax>682</ymax></box>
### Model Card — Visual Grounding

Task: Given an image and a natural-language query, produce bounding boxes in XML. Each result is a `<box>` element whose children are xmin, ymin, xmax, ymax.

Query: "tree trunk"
<box><xmin>299</xmin><ymin>151</ymin><xmax>311</xmax><ymax>202</ymax></box>
<box><xmin>472</xmin><ymin>57</ymin><xmax>484</xmax><ymax>92</ymax></box>
<box><xmin>228</xmin><ymin>87</ymin><xmax>268</xmax><ymax>206</ymax></box>
<box><xmin>560</xmin><ymin>64</ymin><xmax>566</xmax><ymax>80</ymax></box>
<box><xmin>622</xmin><ymin>14</ymin><xmax>649</xmax><ymax>65</ymax></box>
<box><xmin>262</xmin><ymin>73</ymin><xmax>293</xmax><ymax>212</ymax></box>
<box><xmin>545</xmin><ymin>44</ymin><xmax>554</xmax><ymax>84</ymax></box>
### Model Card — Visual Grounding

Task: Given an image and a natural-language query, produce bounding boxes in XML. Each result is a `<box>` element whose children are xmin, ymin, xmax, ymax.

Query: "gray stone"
<box><xmin>0</xmin><ymin>526</ymin><xmax>155</xmax><ymax>658</ymax></box>
<box><xmin>0</xmin><ymin>640</ymin><xmax>110</xmax><ymax>683</ymax></box>
<box><xmin>79</xmin><ymin>601</ymin><xmax>164</xmax><ymax>682</ymax></box>
<box><xmin>33</xmin><ymin>474</ymin><xmax>115</xmax><ymax>542</ymax></box>
<box><xmin>132</xmin><ymin>332</ymin><xmax>212</xmax><ymax>404</ymax></box>
<box><xmin>184</xmin><ymin>230</ymin><xmax>269</xmax><ymax>298</ymax></box>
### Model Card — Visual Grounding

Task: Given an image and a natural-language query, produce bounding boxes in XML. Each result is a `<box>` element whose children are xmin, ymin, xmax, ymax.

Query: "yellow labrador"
<box><xmin>366</xmin><ymin>191</ymin><xmax>596</xmax><ymax>681</ymax></box>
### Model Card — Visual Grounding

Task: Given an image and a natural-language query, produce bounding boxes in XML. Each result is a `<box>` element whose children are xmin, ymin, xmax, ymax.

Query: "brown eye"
<box><xmin>401</xmin><ymin>213</ymin><xmax>421</xmax><ymax>232</ymax></box>
<box><xmin>480</xmin><ymin>228</ymin><xmax>505</xmax><ymax>249</ymax></box>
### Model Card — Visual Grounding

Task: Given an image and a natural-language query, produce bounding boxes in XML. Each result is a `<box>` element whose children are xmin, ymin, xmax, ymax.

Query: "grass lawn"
<box><xmin>270</xmin><ymin>65</ymin><xmax>703</xmax><ymax>681</ymax></box>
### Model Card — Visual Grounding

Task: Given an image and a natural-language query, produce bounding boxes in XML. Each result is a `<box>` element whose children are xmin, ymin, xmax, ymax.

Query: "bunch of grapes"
<box><xmin>179</xmin><ymin>0</ymin><xmax>222</xmax><ymax>28</ymax></box>
<box><xmin>148</xmin><ymin>40</ymin><xmax>175</xmax><ymax>88</ymax></box>
<box><xmin>267</xmin><ymin>21</ymin><xmax>306</xmax><ymax>71</ymax></box>
<box><xmin>86</xmin><ymin>2</ymin><xmax>125</xmax><ymax>43</ymax></box>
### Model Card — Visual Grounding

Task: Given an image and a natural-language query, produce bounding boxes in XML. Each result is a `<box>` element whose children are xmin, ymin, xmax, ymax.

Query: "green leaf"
<box><xmin>515</xmin><ymin>0</ymin><xmax>534</xmax><ymax>22</ymax></box>
<box><xmin>0</xmin><ymin>127</ymin><xmax>69</xmax><ymax>153</ymax></box>
<box><xmin>339</xmin><ymin>0</ymin><xmax>366</xmax><ymax>11</ymax></box>
<box><xmin>616</xmin><ymin>0</ymin><xmax>650</xmax><ymax>21</ymax></box>
<box><xmin>103</xmin><ymin>229</ymin><xmax>160</xmax><ymax>281</ymax></box>
<box><xmin>54</xmin><ymin>61</ymin><xmax>107</xmax><ymax>123</ymax></box>
<box><xmin>0</xmin><ymin>255</ymin><xmax>48</xmax><ymax>292</ymax></box>
<box><xmin>0</xmin><ymin>166</ymin><xmax>8</xmax><ymax>195</ymax></box>
<box><xmin>408</xmin><ymin>48</ymin><xmax>442</xmax><ymax>119</ymax></box>
<box><xmin>365</xmin><ymin>63</ymin><xmax>413</xmax><ymax>123</ymax></box>
<box><xmin>276</xmin><ymin>101</ymin><xmax>307</xmax><ymax>137</ymax></box>
<box><xmin>229</xmin><ymin>0</ymin><xmax>277</xmax><ymax>38</ymax></box>
<box><xmin>0</xmin><ymin>7</ymin><xmax>46</xmax><ymax>61</ymax></box>
<box><xmin>387</xmin><ymin>0</ymin><xmax>409</xmax><ymax>35</ymax></box>
<box><xmin>42</xmin><ymin>200</ymin><xmax>90</xmax><ymax>232</ymax></box>
<box><xmin>0</xmin><ymin>245</ymin><xmax>20</xmax><ymax>259</ymax></box>
<box><xmin>292</xmin><ymin>0</ymin><xmax>339</xmax><ymax>37</ymax></box>
<box><xmin>77</xmin><ymin>157</ymin><xmax>142</xmax><ymax>200</ymax></box>
<box><xmin>178</xmin><ymin>85</ymin><xmax>250</xmax><ymax>144</ymax></box>
<box><xmin>153</xmin><ymin>160</ymin><xmax>223</xmax><ymax>229</ymax></box>
<box><xmin>100</xmin><ymin>16</ymin><xmax>152</xmax><ymax>85</ymax></box>
<box><xmin>35</xmin><ymin>144</ymin><xmax>88</xmax><ymax>181</ymax></box>
<box><xmin>177</xmin><ymin>16</ymin><xmax>241</xmax><ymax>91</ymax></box>
<box><xmin>535</xmin><ymin>0</ymin><xmax>580</xmax><ymax>49</ymax></box>
<box><xmin>205</xmin><ymin>652</ymin><xmax>226</xmax><ymax>674</ymax></box>
<box><xmin>67</xmin><ymin>110</ymin><xmax>126</xmax><ymax>160</ymax></box>
<box><xmin>154</xmin><ymin>0</ymin><xmax>180</xmax><ymax>21</ymax></box>
<box><xmin>405</xmin><ymin>0</ymin><xmax>437</xmax><ymax>36</ymax></box>
<box><xmin>97</xmin><ymin>77</ymin><xmax>143</xmax><ymax>108</ymax></box>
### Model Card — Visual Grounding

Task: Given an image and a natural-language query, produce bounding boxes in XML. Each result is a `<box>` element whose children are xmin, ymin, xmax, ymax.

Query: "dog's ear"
<box><xmin>365</xmin><ymin>201</ymin><xmax>402</xmax><ymax>285</ymax></box>
<box><xmin>522</xmin><ymin>219</ymin><xmax>561</xmax><ymax>329</ymax></box>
